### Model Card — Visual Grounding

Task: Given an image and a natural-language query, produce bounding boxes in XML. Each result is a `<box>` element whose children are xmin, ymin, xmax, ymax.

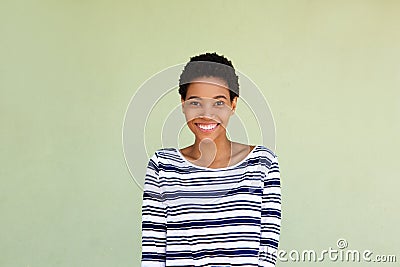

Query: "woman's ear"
<box><xmin>181</xmin><ymin>97</ymin><xmax>185</xmax><ymax>113</ymax></box>
<box><xmin>231</xmin><ymin>96</ymin><xmax>238</xmax><ymax>115</ymax></box>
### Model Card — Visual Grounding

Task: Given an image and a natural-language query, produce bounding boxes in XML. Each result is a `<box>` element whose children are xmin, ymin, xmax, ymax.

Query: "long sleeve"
<box><xmin>259</xmin><ymin>154</ymin><xmax>281</xmax><ymax>266</ymax></box>
<box><xmin>141</xmin><ymin>152</ymin><xmax>167</xmax><ymax>267</ymax></box>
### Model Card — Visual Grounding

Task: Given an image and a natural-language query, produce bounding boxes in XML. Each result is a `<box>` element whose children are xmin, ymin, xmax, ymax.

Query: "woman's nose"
<box><xmin>199</xmin><ymin>103</ymin><xmax>215</xmax><ymax>117</ymax></box>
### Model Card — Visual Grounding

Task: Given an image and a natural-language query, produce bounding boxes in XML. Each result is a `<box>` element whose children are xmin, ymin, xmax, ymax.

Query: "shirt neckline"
<box><xmin>174</xmin><ymin>145</ymin><xmax>260</xmax><ymax>171</ymax></box>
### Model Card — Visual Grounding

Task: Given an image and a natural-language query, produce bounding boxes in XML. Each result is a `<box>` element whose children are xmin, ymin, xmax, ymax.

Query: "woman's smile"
<box><xmin>194</xmin><ymin>122</ymin><xmax>220</xmax><ymax>133</ymax></box>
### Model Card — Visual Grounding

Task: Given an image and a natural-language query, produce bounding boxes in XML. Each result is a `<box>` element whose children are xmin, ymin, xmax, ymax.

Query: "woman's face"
<box><xmin>181</xmin><ymin>76</ymin><xmax>237</xmax><ymax>141</ymax></box>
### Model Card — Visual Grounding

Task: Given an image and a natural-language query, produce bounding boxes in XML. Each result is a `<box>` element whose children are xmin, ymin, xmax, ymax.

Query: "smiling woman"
<box><xmin>141</xmin><ymin>52</ymin><xmax>282</xmax><ymax>267</ymax></box>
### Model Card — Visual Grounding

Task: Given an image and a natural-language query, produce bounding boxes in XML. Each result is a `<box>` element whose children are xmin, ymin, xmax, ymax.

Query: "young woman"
<box><xmin>141</xmin><ymin>52</ymin><xmax>281</xmax><ymax>267</ymax></box>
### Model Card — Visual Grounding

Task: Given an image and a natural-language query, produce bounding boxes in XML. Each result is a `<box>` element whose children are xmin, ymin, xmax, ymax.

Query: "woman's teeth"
<box><xmin>195</xmin><ymin>123</ymin><xmax>219</xmax><ymax>132</ymax></box>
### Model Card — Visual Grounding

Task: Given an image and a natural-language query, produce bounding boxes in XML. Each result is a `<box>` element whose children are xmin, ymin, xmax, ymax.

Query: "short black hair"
<box><xmin>178</xmin><ymin>52</ymin><xmax>239</xmax><ymax>101</ymax></box>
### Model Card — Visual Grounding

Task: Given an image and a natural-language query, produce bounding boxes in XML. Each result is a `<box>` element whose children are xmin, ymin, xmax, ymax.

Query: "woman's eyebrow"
<box><xmin>187</xmin><ymin>95</ymin><xmax>227</xmax><ymax>100</ymax></box>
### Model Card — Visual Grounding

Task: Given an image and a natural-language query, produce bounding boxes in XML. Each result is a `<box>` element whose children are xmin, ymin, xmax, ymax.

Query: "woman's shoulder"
<box><xmin>233</xmin><ymin>142</ymin><xmax>276</xmax><ymax>159</ymax></box>
<box><xmin>149</xmin><ymin>146</ymin><xmax>182</xmax><ymax>164</ymax></box>
<box><xmin>255</xmin><ymin>144</ymin><xmax>277</xmax><ymax>158</ymax></box>
<box><xmin>147</xmin><ymin>147</ymin><xmax>175</xmax><ymax>159</ymax></box>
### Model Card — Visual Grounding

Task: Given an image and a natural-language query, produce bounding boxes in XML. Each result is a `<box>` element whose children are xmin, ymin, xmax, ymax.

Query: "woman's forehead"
<box><xmin>186</xmin><ymin>85</ymin><xmax>231</xmax><ymax>99</ymax></box>
<box><xmin>186</xmin><ymin>77</ymin><xmax>230</xmax><ymax>98</ymax></box>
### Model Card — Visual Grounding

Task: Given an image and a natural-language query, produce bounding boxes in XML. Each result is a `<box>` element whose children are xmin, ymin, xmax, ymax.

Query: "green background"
<box><xmin>1</xmin><ymin>0</ymin><xmax>399</xmax><ymax>266</ymax></box>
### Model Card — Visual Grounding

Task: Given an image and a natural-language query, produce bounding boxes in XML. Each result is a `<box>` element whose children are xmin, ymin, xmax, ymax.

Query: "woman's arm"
<box><xmin>259</xmin><ymin>154</ymin><xmax>281</xmax><ymax>266</ymax></box>
<box><xmin>141</xmin><ymin>152</ymin><xmax>166</xmax><ymax>267</ymax></box>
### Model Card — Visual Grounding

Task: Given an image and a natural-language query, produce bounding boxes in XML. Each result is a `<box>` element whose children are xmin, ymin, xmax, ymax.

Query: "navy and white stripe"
<box><xmin>141</xmin><ymin>145</ymin><xmax>281</xmax><ymax>267</ymax></box>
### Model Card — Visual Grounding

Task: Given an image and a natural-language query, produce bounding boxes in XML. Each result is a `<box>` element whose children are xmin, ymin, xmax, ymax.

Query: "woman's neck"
<box><xmin>191</xmin><ymin>136</ymin><xmax>232</xmax><ymax>164</ymax></box>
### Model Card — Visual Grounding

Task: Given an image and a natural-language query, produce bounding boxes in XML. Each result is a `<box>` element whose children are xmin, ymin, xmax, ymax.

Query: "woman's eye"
<box><xmin>189</xmin><ymin>101</ymin><xmax>200</xmax><ymax>106</ymax></box>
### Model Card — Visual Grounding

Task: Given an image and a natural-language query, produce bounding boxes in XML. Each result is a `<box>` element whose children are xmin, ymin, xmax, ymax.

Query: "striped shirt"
<box><xmin>141</xmin><ymin>145</ymin><xmax>281</xmax><ymax>267</ymax></box>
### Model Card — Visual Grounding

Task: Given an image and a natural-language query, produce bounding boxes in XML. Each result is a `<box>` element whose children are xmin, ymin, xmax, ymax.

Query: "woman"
<box><xmin>141</xmin><ymin>52</ymin><xmax>281</xmax><ymax>267</ymax></box>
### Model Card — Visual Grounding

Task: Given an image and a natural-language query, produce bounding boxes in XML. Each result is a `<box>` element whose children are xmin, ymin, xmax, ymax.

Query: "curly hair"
<box><xmin>178</xmin><ymin>52</ymin><xmax>239</xmax><ymax>102</ymax></box>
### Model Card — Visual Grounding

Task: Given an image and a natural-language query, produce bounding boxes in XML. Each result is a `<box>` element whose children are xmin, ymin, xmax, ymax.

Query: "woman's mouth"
<box><xmin>194</xmin><ymin>123</ymin><xmax>220</xmax><ymax>133</ymax></box>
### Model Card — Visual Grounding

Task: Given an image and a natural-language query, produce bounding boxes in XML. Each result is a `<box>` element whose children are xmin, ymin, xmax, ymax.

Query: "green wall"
<box><xmin>1</xmin><ymin>1</ymin><xmax>399</xmax><ymax>266</ymax></box>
